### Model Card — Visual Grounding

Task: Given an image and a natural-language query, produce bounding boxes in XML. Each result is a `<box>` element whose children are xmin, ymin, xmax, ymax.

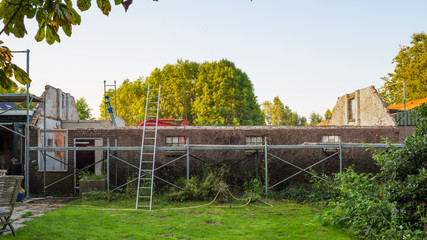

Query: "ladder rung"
<box><xmin>140</xmin><ymin>178</ymin><xmax>151</xmax><ymax>180</ymax></box>
<box><xmin>139</xmin><ymin>196</ymin><xmax>151</xmax><ymax>198</ymax></box>
<box><xmin>148</xmin><ymin>102</ymin><xmax>157</xmax><ymax>104</ymax></box>
<box><xmin>147</xmin><ymin>109</ymin><xmax>157</xmax><ymax>111</ymax></box>
<box><xmin>141</xmin><ymin>169</ymin><xmax>152</xmax><ymax>171</ymax></box>
<box><xmin>138</xmin><ymin>205</ymin><xmax>150</xmax><ymax>208</ymax></box>
<box><xmin>145</xmin><ymin>137</ymin><xmax>155</xmax><ymax>140</ymax></box>
<box><xmin>142</xmin><ymin>153</ymin><xmax>154</xmax><ymax>155</ymax></box>
<box><xmin>141</xmin><ymin>161</ymin><xmax>153</xmax><ymax>163</ymax></box>
<box><xmin>140</xmin><ymin>187</ymin><xmax>151</xmax><ymax>189</ymax></box>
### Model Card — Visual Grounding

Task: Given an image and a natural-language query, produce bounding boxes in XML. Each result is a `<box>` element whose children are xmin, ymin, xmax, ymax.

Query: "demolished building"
<box><xmin>0</xmin><ymin>84</ymin><xmax>406</xmax><ymax>196</ymax></box>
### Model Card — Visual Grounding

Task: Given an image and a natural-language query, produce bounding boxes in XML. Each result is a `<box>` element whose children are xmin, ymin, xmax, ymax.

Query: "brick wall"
<box><xmin>28</xmin><ymin>126</ymin><xmax>400</xmax><ymax>195</ymax></box>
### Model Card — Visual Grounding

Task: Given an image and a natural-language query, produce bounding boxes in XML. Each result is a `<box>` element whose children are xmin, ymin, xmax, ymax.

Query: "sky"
<box><xmin>5</xmin><ymin>0</ymin><xmax>427</xmax><ymax>121</ymax></box>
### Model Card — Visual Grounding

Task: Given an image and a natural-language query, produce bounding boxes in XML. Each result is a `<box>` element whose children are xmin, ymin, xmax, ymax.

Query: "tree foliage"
<box><xmin>100</xmin><ymin>59</ymin><xmax>265</xmax><ymax>126</ymax></box>
<box><xmin>0</xmin><ymin>0</ymin><xmax>153</xmax><ymax>89</ymax></box>
<box><xmin>319</xmin><ymin>104</ymin><xmax>427</xmax><ymax>239</ymax></box>
<box><xmin>261</xmin><ymin>96</ymin><xmax>306</xmax><ymax>126</ymax></box>
<box><xmin>309</xmin><ymin>112</ymin><xmax>323</xmax><ymax>126</ymax></box>
<box><xmin>380</xmin><ymin>33</ymin><xmax>427</xmax><ymax>105</ymax></box>
<box><xmin>76</xmin><ymin>97</ymin><xmax>92</xmax><ymax>120</ymax></box>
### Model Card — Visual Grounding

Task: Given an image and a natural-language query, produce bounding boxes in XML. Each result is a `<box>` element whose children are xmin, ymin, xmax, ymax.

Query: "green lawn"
<box><xmin>4</xmin><ymin>200</ymin><xmax>350</xmax><ymax>240</ymax></box>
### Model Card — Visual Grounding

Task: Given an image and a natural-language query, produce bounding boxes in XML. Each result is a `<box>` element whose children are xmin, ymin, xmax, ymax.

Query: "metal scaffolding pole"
<box><xmin>107</xmin><ymin>138</ymin><xmax>110</xmax><ymax>191</ymax></box>
<box><xmin>264</xmin><ymin>137</ymin><xmax>268</xmax><ymax>199</ymax></box>
<box><xmin>25</xmin><ymin>49</ymin><xmax>30</xmax><ymax>198</ymax></box>
<box><xmin>339</xmin><ymin>136</ymin><xmax>343</xmax><ymax>173</ymax></box>
<box><xmin>186</xmin><ymin>138</ymin><xmax>190</xmax><ymax>181</ymax></box>
<box><xmin>43</xmin><ymin>92</ymin><xmax>47</xmax><ymax>197</ymax></box>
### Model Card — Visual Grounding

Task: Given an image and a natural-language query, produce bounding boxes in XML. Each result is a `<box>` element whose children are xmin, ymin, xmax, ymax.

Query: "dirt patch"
<box><xmin>11</xmin><ymin>198</ymin><xmax>73</xmax><ymax>231</ymax></box>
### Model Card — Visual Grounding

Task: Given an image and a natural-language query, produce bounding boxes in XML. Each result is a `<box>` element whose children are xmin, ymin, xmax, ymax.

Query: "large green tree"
<box><xmin>308</xmin><ymin>112</ymin><xmax>323</xmax><ymax>126</ymax></box>
<box><xmin>261</xmin><ymin>96</ymin><xmax>306</xmax><ymax>126</ymax></box>
<box><xmin>76</xmin><ymin>97</ymin><xmax>92</xmax><ymax>120</ymax></box>
<box><xmin>100</xmin><ymin>59</ymin><xmax>265</xmax><ymax>126</ymax></box>
<box><xmin>0</xmin><ymin>0</ymin><xmax>150</xmax><ymax>89</ymax></box>
<box><xmin>380</xmin><ymin>32</ymin><xmax>427</xmax><ymax>105</ymax></box>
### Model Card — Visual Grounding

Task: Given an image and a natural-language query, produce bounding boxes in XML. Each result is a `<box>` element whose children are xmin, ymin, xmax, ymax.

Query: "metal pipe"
<box><xmin>268</xmin><ymin>152</ymin><xmax>336</xmax><ymax>189</ymax></box>
<box><xmin>154</xmin><ymin>154</ymin><xmax>187</xmax><ymax>171</ymax></box>
<box><xmin>110</xmin><ymin>154</ymin><xmax>138</xmax><ymax>169</ymax></box>
<box><xmin>28</xmin><ymin>143</ymin><xmax>405</xmax><ymax>152</ymax></box>
<box><xmin>107</xmin><ymin>138</ymin><xmax>110</xmax><ymax>191</ymax></box>
<box><xmin>339</xmin><ymin>136</ymin><xmax>343</xmax><ymax>173</ymax></box>
<box><xmin>264</xmin><ymin>136</ymin><xmax>268</xmax><ymax>199</ymax></box>
<box><xmin>403</xmin><ymin>79</ymin><xmax>407</xmax><ymax>138</ymax></box>
<box><xmin>0</xmin><ymin>124</ymin><xmax>25</xmax><ymax>137</ymax></box>
<box><xmin>25</xmin><ymin>49</ymin><xmax>30</xmax><ymax>198</ymax></box>
<box><xmin>115</xmin><ymin>139</ymin><xmax>118</xmax><ymax>188</ymax></box>
<box><xmin>43</xmin><ymin>92</ymin><xmax>46</xmax><ymax>197</ymax></box>
<box><xmin>154</xmin><ymin>175</ymin><xmax>183</xmax><ymax>190</ymax></box>
<box><xmin>186</xmin><ymin>138</ymin><xmax>190</xmax><ymax>181</ymax></box>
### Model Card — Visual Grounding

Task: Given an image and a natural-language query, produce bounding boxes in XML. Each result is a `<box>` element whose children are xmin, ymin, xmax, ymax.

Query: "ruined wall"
<box><xmin>41</xmin><ymin>85</ymin><xmax>79</xmax><ymax>122</ymax></box>
<box><xmin>28</xmin><ymin>126</ymin><xmax>400</xmax><ymax>195</ymax></box>
<box><xmin>330</xmin><ymin>86</ymin><xmax>396</xmax><ymax>126</ymax></box>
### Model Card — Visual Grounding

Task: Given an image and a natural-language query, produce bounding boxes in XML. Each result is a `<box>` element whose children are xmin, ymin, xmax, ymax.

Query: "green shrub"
<box><xmin>78</xmin><ymin>169</ymin><xmax>104</xmax><ymax>180</ymax></box>
<box><xmin>168</xmin><ymin>164</ymin><xmax>224</xmax><ymax>201</ymax></box>
<box><xmin>276</xmin><ymin>183</ymin><xmax>335</xmax><ymax>203</ymax></box>
<box><xmin>243</xmin><ymin>178</ymin><xmax>263</xmax><ymax>202</ymax></box>
<box><xmin>317</xmin><ymin>104</ymin><xmax>427</xmax><ymax>239</ymax></box>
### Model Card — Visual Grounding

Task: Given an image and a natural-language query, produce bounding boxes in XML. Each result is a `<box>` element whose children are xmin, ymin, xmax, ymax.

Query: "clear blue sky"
<box><xmin>5</xmin><ymin>0</ymin><xmax>427</xmax><ymax>121</ymax></box>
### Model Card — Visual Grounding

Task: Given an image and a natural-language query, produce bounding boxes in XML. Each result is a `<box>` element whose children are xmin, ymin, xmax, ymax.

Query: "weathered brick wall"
<box><xmin>28</xmin><ymin>126</ymin><xmax>400</xmax><ymax>195</ymax></box>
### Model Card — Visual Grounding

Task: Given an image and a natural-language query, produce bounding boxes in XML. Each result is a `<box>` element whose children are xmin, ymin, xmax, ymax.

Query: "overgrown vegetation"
<box><xmin>315</xmin><ymin>104</ymin><xmax>427</xmax><ymax>239</ymax></box>
<box><xmin>77</xmin><ymin>169</ymin><xmax>104</xmax><ymax>180</ymax></box>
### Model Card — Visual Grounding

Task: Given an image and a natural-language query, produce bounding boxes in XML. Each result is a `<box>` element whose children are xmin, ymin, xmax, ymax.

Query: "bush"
<box><xmin>243</xmin><ymin>178</ymin><xmax>263</xmax><ymax>202</ymax></box>
<box><xmin>276</xmin><ymin>183</ymin><xmax>335</xmax><ymax>203</ymax></box>
<box><xmin>317</xmin><ymin>104</ymin><xmax>427</xmax><ymax>239</ymax></box>
<box><xmin>168</xmin><ymin>164</ymin><xmax>225</xmax><ymax>201</ymax></box>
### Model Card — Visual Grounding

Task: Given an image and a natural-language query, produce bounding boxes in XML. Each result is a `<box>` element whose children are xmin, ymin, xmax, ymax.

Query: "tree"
<box><xmin>76</xmin><ymin>97</ymin><xmax>92</xmax><ymax>120</ymax></box>
<box><xmin>261</xmin><ymin>96</ymin><xmax>306</xmax><ymax>126</ymax></box>
<box><xmin>0</xmin><ymin>0</ymin><xmax>151</xmax><ymax>89</ymax></box>
<box><xmin>309</xmin><ymin>112</ymin><xmax>323</xmax><ymax>126</ymax></box>
<box><xmin>324</xmin><ymin>108</ymin><xmax>333</xmax><ymax>120</ymax></box>
<box><xmin>99</xmin><ymin>59</ymin><xmax>265</xmax><ymax>126</ymax></box>
<box><xmin>380</xmin><ymin>32</ymin><xmax>427</xmax><ymax>105</ymax></box>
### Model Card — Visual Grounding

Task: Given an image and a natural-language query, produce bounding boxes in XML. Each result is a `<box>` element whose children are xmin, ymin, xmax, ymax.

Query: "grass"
<box><xmin>3</xmin><ymin>199</ymin><xmax>351</xmax><ymax>240</ymax></box>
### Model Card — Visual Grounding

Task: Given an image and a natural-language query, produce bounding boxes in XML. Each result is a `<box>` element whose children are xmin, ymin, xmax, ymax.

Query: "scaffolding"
<box><xmin>0</xmin><ymin>93</ymin><xmax>44</xmax><ymax>198</ymax></box>
<box><xmin>28</xmin><ymin>140</ymin><xmax>404</xmax><ymax>199</ymax></box>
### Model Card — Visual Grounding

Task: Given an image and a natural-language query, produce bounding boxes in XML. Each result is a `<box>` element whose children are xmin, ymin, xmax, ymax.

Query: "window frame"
<box><xmin>245</xmin><ymin>136</ymin><xmax>264</xmax><ymax>146</ymax></box>
<box><xmin>38</xmin><ymin>129</ymin><xmax>68</xmax><ymax>172</ymax></box>
<box><xmin>165</xmin><ymin>136</ymin><xmax>186</xmax><ymax>147</ymax></box>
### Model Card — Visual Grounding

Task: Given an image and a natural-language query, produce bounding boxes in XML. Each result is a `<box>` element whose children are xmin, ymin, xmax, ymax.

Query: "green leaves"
<box><xmin>34</xmin><ymin>23</ymin><xmax>45</xmax><ymax>42</ymax></box>
<box><xmin>0</xmin><ymin>69</ymin><xmax>17</xmax><ymax>90</ymax></box>
<box><xmin>77</xmin><ymin>0</ymin><xmax>91</xmax><ymax>11</ymax></box>
<box><xmin>97</xmin><ymin>0</ymin><xmax>111</xmax><ymax>15</ymax></box>
<box><xmin>381</xmin><ymin>32</ymin><xmax>427</xmax><ymax>105</ymax></box>
<box><xmin>11</xmin><ymin>64</ymin><xmax>31</xmax><ymax>85</ymax></box>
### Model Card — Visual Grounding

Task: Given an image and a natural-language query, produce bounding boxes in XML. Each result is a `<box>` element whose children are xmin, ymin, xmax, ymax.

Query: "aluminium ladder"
<box><xmin>136</xmin><ymin>85</ymin><xmax>161</xmax><ymax>210</ymax></box>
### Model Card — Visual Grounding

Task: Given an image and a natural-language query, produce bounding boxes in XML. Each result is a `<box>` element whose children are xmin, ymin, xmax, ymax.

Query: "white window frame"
<box><xmin>322</xmin><ymin>135</ymin><xmax>340</xmax><ymax>144</ymax></box>
<box><xmin>38</xmin><ymin>129</ymin><xmax>68</xmax><ymax>172</ymax></box>
<box><xmin>166</xmin><ymin>136</ymin><xmax>186</xmax><ymax>147</ymax></box>
<box><xmin>246</xmin><ymin>136</ymin><xmax>263</xmax><ymax>145</ymax></box>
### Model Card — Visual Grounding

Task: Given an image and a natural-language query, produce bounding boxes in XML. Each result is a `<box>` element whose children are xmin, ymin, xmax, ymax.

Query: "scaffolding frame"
<box><xmin>28</xmin><ymin>139</ymin><xmax>404</xmax><ymax>197</ymax></box>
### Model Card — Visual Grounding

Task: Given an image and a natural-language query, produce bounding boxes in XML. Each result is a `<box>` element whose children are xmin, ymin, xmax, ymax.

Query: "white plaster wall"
<box><xmin>42</xmin><ymin>85</ymin><xmax>79</xmax><ymax>121</ymax></box>
<box><xmin>330</xmin><ymin>86</ymin><xmax>396</xmax><ymax>126</ymax></box>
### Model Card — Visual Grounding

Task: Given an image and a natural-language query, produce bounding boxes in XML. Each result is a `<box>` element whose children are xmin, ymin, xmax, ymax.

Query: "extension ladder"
<box><xmin>136</xmin><ymin>85</ymin><xmax>161</xmax><ymax>210</ymax></box>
